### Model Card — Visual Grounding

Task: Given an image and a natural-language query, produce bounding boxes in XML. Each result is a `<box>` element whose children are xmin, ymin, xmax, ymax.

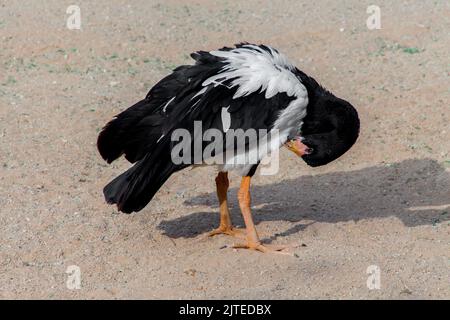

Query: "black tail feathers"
<box><xmin>97</xmin><ymin>99</ymin><xmax>166</xmax><ymax>164</ymax></box>
<box><xmin>103</xmin><ymin>140</ymin><xmax>187</xmax><ymax>213</ymax></box>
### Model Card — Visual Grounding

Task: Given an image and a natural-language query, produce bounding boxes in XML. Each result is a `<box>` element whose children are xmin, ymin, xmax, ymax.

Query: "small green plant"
<box><xmin>402</xmin><ymin>47</ymin><xmax>421</xmax><ymax>54</ymax></box>
<box><xmin>2</xmin><ymin>76</ymin><xmax>17</xmax><ymax>86</ymax></box>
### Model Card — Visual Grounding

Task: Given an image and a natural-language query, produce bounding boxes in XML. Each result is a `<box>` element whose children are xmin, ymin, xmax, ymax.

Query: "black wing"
<box><xmin>97</xmin><ymin>60</ymin><xmax>219</xmax><ymax>163</ymax></box>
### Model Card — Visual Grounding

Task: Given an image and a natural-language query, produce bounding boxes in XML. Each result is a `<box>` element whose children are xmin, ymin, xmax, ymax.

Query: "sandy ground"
<box><xmin>0</xmin><ymin>0</ymin><xmax>449</xmax><ymax>299</ymax></box>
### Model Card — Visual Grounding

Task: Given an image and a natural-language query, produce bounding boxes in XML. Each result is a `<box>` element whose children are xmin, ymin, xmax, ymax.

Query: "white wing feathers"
<box><xmin>203</xmin><ymin>44</ymin><xmax>306</xmax><ymax>100</ymax></box>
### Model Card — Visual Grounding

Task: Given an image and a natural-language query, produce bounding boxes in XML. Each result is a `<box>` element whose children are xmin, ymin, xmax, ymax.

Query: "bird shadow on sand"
<box><xmin>157</xmin><ymin>159</ymin><xmax>450</xmax><ymax>241</ymax></box>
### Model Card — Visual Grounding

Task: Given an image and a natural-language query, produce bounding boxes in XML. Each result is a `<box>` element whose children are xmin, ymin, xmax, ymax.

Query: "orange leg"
<box><xmin>233</xmin><ymin>176</ymin><xmax>290</xmax><ymax>254</ymax></box>
<box><xmin>208</xmin><ymin>172</ymin><xmax>244</xmax><ymax>238</ymax></box>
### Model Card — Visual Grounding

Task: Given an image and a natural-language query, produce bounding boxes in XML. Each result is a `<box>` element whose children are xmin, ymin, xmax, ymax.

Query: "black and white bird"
<box><xmin>97</xmin><ymin>43</ymin><xmax>360</xmax><ymax>253</ymax></box>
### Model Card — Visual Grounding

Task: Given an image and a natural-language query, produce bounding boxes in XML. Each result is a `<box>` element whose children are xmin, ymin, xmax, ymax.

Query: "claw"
<box><xmin>232</xmin><ymin>242</ymin><xmax>294</xmax><ymax>255</ymax></box>
<box><xmin>208</xmin><ymin>227</ymin><xmax>245</xmax><ymax>239</ymax></box>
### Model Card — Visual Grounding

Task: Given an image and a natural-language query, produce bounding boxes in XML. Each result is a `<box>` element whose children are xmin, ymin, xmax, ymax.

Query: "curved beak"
<box><xmin>284</xmin><ymin>137</ymin><xmax>313</xmax><ymax>157</ymax></box>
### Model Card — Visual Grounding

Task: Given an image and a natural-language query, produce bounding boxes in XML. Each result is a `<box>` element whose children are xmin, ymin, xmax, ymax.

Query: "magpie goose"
<box><xmin>97</xmin><ymin>43</ymin><xmax>360</xmax><ymax>253</ymax></box>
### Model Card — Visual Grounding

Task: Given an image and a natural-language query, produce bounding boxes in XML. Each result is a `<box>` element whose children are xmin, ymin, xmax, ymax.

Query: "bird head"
<box><xmin>285</xmin><ymin>95</ymin><xmax>360</xmax><ymax>167</ymax></box>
